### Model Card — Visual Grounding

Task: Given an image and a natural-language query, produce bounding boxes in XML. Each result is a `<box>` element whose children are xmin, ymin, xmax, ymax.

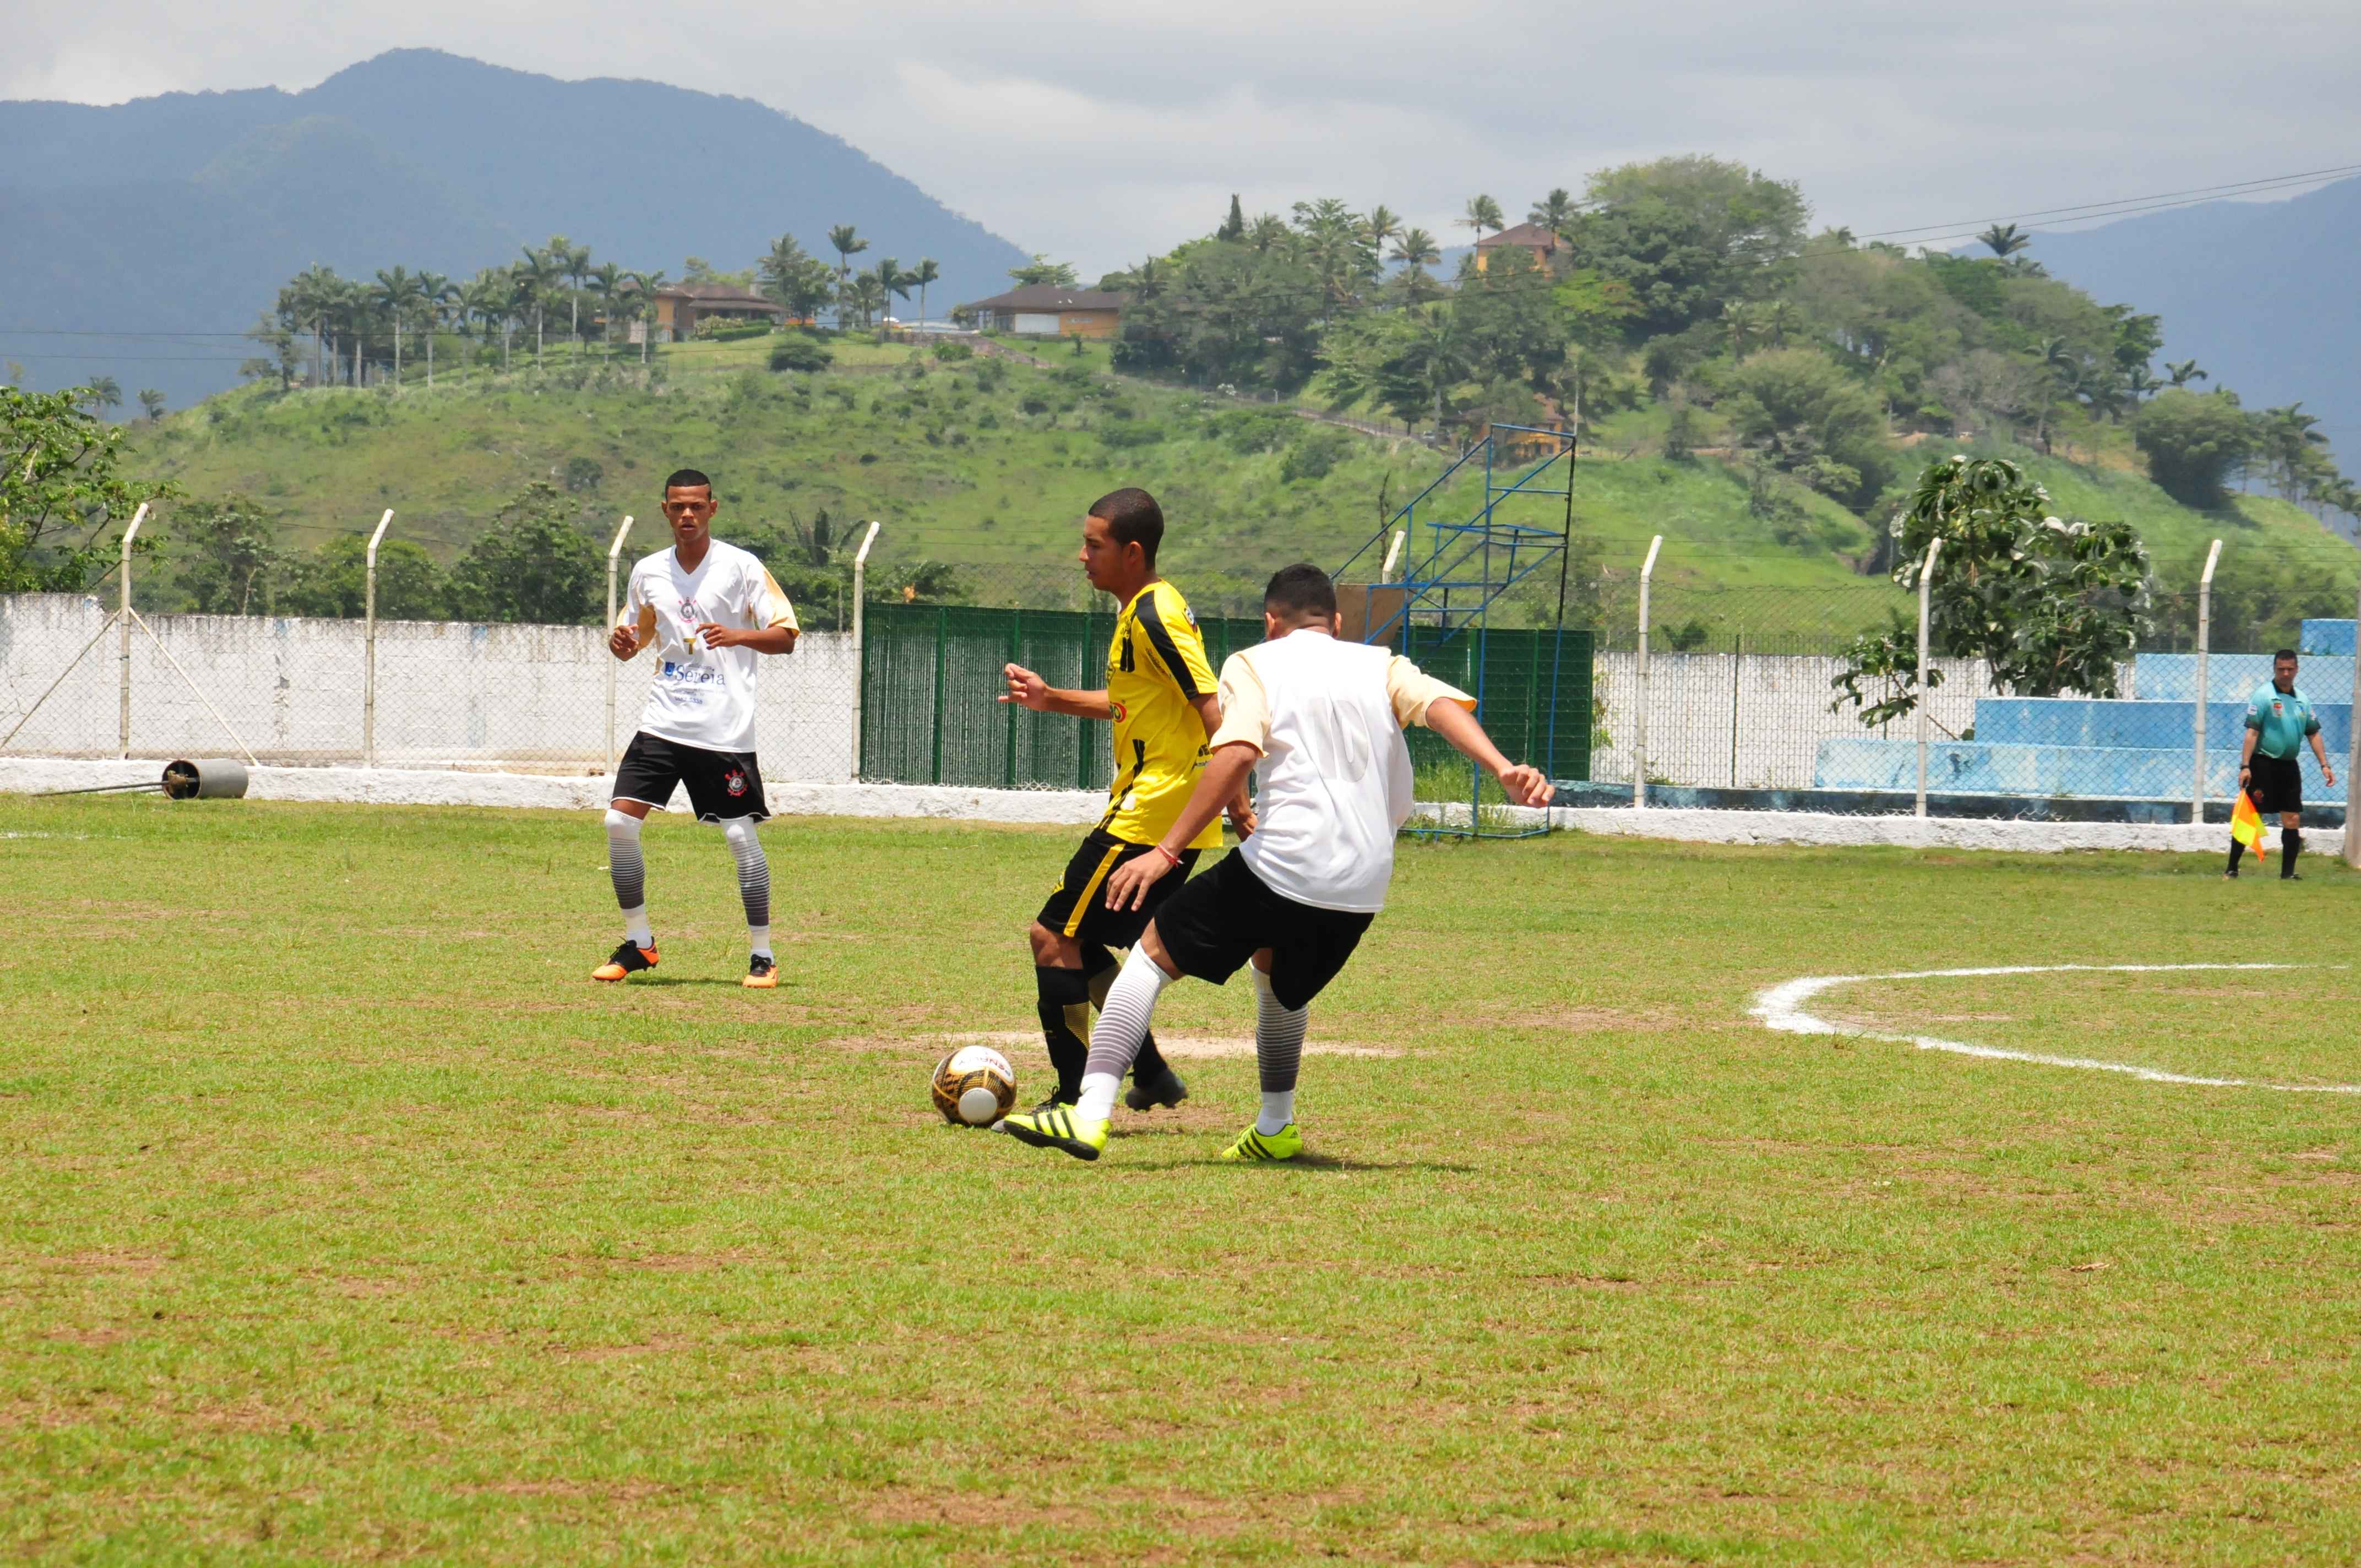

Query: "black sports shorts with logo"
<box><xmin>1037</xmin><ymin>828</ymin><xmax>1200</xmax><ymax>948</ymax></box>
<box><xmin>1151</xmin><ymin>850</ymin><xmax>1374</xmax><ymax>1011</ymax></box>
<box><xmin>2246</xmin><ymin>750</ymin><xmax>2303</xmax><ymax>816</ymax></box>
<box><xmin>612</xmin><ymin>732</ymin><xmax>769</xmax><ymax>822</ymax></box>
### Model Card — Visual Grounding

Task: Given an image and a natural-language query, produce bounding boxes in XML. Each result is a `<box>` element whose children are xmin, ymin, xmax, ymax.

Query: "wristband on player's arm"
<box><xmin>1154</xmin><ymin>845</ymin><xmax>1183</xmax><ymax>869</ymax></box>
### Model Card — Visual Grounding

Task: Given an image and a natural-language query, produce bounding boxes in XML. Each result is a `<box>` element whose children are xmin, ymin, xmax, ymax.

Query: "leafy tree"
<box><xmin>137</xmin><ymin>389</ymin><xmax>165</xmax><ymax>421</ymax></box>
<box><xmin>1462</xmin><ymin>193</ymin><xmax>1505</xmax><ymax>239</ymax></box>
<box><xmin>242</xmin><ymin>311</ymin><xmax>301</xmax><ymax>390</ymax></box>
<box><xmin>172</xmin><ymin>494</ymin><xmax>284</xmax><ymax>614</ymax></box>
<box><xmin>1216</xmin><ymin>195</ymin><xmax>1246</xmax><ymax>243</ymax></box>
<box><xmin>1008</xmin><ymin>255</ymin><xmax>1080</xmax><ymax>287</ymax></box>
<box><xmin>1529</xmin><ymin>187</ymin><xmax>1579</xmax><ymax>233</ymax></box>
<box><xmin>1316</xmin><ymin>301</ymin><xmax>1473</xmax><ymax>427</ymax></box>
<box><xmin>758</xmin><ymin>235</ymin><xmax>835</xmax><ymax>324</ymax></box>
<box><xmin>1116</xmin><ymin>237</ymin><xmax>1324</xmax><ymax>390</ymax></box>
<box><xmin>2135</xmin><ymin>388</ymin><xmax>2253</xmax><ymax>508</ymax></box>
<box><xmin>447</xmin><ymin>482</ymin><xmax>603</xmax><ymax>624</ymax></box>
<box><xmin>0</xmin><ymin>384</ymin><xmax>181</xmax><ymax>591</ymax></box>
<box><xmin>1720</xmin><ymin>347</ymin><xmax>1891</xmax><ymax>505</ymax></box>
<box><xmin>769</xmin><ymin>334</ymin><xmax>833</xmax><ymax>373</ymax></box>
<box><xmin>280</xmin><ymin>534</ymin><xmax>446</xmax><ymax>619</ymax></box>
<box><xmin>840</xmin><ymin>274</ymin><xmax>888</xmax><ymax>329</ymax></box>
<box><xmin>586</xmin><ymin>263</ymin><xmax>627</xmax><ymax>351</ymax></box>
<box><xmin>1566</xmin><ymin>156</ymin><xmax>1808</xmax><ymax>339</ymax></box>
<box><xmin>1832</xmin><ymin>455</ymin><xmax>2148</xmax><ymax>727</ymax></box>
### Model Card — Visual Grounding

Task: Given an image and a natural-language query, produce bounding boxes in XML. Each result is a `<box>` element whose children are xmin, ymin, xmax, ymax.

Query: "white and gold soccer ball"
<box><xmin>931</xmin><ymin>1045</ymin><xmax>1018</xmax><ymax>1127</ymax></box>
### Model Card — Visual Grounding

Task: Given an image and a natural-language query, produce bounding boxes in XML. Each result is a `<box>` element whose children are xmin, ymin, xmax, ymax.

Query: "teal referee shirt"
<box><xmin>2244</xmin><ymin>682</ymin><xmax>2321</xmax><ymax>760</ymax></box>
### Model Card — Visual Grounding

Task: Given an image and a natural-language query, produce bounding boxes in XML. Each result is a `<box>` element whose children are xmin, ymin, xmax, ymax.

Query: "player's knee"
<box><xmin>605</xmin><ymin>807</ymin><xmax>642</xmax><ymax>835</ymax></box>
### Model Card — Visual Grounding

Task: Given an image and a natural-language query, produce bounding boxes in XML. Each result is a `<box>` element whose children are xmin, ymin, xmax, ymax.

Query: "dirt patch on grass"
<box><xmin>1488</xmin><ymin>1006</ymin><xmax>1683</xmax><ymax>1034</ymax></box>
<box><xmin>39</xmin><ymin>1250</ymin><xmax>168</xmax><ymax>1278</ymax></box>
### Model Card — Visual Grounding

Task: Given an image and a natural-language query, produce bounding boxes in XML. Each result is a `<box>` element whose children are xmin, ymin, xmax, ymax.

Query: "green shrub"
<box><xmin>933</xmin><ymin>340</ymin><xmax>975</xmax><ymax>362</ymax></box>
<box><xmin>1098</xmin><ymin>423</ymin><xmax>1166</xmax><ymax>450</ymax></box>
<box><xmin>1280</xmin><ymin>425</ymin><xmax>1352</xmax><ymax>483</ymax></box>
<box><xmin>768</xmin><ymin>336</ymin><xmax>833</xmax><ymax>373</ymax></box>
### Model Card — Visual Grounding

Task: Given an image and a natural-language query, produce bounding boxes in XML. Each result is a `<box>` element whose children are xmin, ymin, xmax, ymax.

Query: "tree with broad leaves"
<box><xmin>172</xmin><ymin>494</ymin><xmax>285</xmax><ymax>615</ymax></box>
<box><xmin>1831</xmin><ymin>455</ymin><xmax>2149</xmax><ymax>730</ymax></box>
<box><xmin>1008</xmin><ymin>255</ymin><xmax>1079</xmax><ymax>287</ymax></box>
<box><xmin>447</xmin><ymin>482</ymin><xmax>603</xmax><ymax>625</ymax></box>
<box><xmin>0</xmin><ymin>384</ymin><xmax>182</xmax><ymax>592</ymax></box>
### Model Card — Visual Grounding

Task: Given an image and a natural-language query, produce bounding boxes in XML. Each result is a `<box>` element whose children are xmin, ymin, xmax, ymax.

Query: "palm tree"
<box><xmin>1462</xmin><ymin>193</ymin><xmax>1504</xmax><ymax>241</ymax></box>
<box><xmin>587</xmin><ymin>262</ymin><xmax>627</xmax><ymax>351</ymax></box>
<box><xmin>827</xmin><ymin>225</ymin><xmax>868</xmax><ymax>327</ymax></box>
<box><xmin>85</xmin><ymin>375</ymin><xmax>123</xmax><ymax>413</ymax></box>
<box><xmin>1390</xmin><ymin>227</ymin><xmax>1443</xmax><ymax>300</ymax></box>
<box><xmin>631</xmin><ymin>269</ymin><xmax>670</xmax><ymax>363</ymax></box>
<box><xmin>513</xmin><ymin>246</ymin><xmax>564</xmax><ymax>366</ymax></box>
<box><xmin>873</xmin><ymin>258</ymin><xmax>912</xmax><ymax>325</ymax></box>
<box><xmin>1364</xmin><ymin>204</ymin><xmax>1403</xmax><ymax>255</ymax></box>
<box><xmin>280</xmin><ymin>265</ymin><xmax>341</xmax><ymax>388</ymax></box>
<box><xmin>2123</xmin><ymin>365</ymin><xmax>2161</xmax><ymax>404</ymax></box>
<box><xmin>416</xmin><ymin>270</ymin><xmax>453</xmax><ymax>388</ymax></box>
<box><xmin>842</xmin><ymin>273</ymin><xmax>886</xmax><ymax>329</ymax></box>
<box><xmin>1978</xmin><ymin>223</ymin><xmax>2031</xmax><ymax>258</ymax></box>
<box><xmin>2166</xmin><ymin>358</ymin><xmax>2208</xmax><ymax>389</ymax></box>
<box><xmin>373</xmin><ymin>266</ymin><xmax>425</xmax><ymax>390</ymax></box>
<box><xmin>1528</xmin><ymin>188</ymin><xmax>1578</xmax><ymax>233</ymax></box>
<box><xmin>911</xmin><ymin>258</ymin><xmax>940</xmax><ymax>324</ymax></box>
<box><xmin>546</xmin><ymin>236</ymin><xmax>592</xmax><ymax>353</ymax></box>
<box><xmin>137</xmin><ymin>388</ymin><xmax>165</xmax><ymax>421</ymax></box>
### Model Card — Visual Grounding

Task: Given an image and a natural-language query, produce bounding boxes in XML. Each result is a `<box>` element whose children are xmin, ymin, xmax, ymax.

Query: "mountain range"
<box><xmin>2020</xmin><ymin>175</ymin><xmax>2361</xmax><ymax>492</ymax></box>
<box><xmin>0</xmin><ymin>49</ymin><xmax>1030</xmax><ymax>414</ymax></box>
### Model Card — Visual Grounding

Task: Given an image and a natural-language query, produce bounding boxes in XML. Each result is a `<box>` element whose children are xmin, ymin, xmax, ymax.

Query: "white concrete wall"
<box><xmin>0</xmin><ymin>594</ymin><xmax>857</xmax><ymax>780</ymax></box>
<box><xmin>1587</xmin><ymin>649</ymin><xmax>1987</xmax><ymax>790</ymax></box>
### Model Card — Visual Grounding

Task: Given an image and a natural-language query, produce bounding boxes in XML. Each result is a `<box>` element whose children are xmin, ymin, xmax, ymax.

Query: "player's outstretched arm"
<box><xmin>1105</xmin><ymin>743</ymin><xmax>1258</xmax><ymax>911</ymax></box>
<box><xmin>1189</xmin><ymin>692</ymin><xmax>1256</xmax><ymax>837</ymax></box>
<box><xmin>1424</xmin><ymin>700</ymin><xmax>1555</xmax><ymax>807</ymax></box>
<box><xmin>1001</xmin><ymin>663</ymin><xmax>1114</xmax><ymax>721</ymax></box>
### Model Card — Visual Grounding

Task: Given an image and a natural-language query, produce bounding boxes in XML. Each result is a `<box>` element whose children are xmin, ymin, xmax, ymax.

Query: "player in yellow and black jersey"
<box><xmin>1002</xmin><ymin>488</ymin><xmax>1253</xmax><ymax>1113</ymax></box>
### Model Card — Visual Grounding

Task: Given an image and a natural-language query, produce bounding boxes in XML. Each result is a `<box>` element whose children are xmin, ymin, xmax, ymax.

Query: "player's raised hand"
<box><xmin>1498</xmin><ymin>764</ymin><xmax>1555</xmax><ymax>808</ymax></box>
<box><xmin>1002</xmin><ymin>663</ymin><xmax>1052</xmax><ymax>710</ymax></box>
<box><xmin>1105</xmin><ymin>849</ymin><xmax>1174</xmax><ymax>911</ymax></box>
<box><xmin>1226</xmin><ymin>794</ymin><xmax>1258</xmax><ymax>839</ymax></box>
<box><xmin>608</xmin><ymin>624</ymin><xmax>640</xmax><ymax>660</ymax></box>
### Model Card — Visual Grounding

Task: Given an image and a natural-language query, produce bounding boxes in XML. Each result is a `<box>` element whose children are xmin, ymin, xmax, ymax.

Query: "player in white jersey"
<box><xmin>592</xmin><ymin>469</ymin><xmax>801</xmax><ymax>988</ymax></box>
<box><xmin>998</xmin><ymin>563</ymin><xmax>1554</xmax><ymax>1162</ymax></box>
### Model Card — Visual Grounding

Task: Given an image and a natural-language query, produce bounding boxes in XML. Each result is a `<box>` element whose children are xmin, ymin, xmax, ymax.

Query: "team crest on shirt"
<box><xmin>1111</xmin><ymin>700</ymin><xmax>1128</xmax><ymax>721</ymax></box>
<box><xmin>725</xmin><ymin>768</ymin><xmax>748</xmax><ymax>796</ymax></box>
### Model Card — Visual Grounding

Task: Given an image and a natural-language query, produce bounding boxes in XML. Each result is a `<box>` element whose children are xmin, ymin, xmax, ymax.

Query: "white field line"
<box><xmin>1750</xmin><ymin>963</ymin><xmax>2361</xmax><ymax>1094</ymax></box>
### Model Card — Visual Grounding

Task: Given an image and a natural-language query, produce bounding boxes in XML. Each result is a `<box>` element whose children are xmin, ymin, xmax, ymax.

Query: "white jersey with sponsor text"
<box><xmin>622</xmin><ymin>540</ymin><xmax>798</xmax><ymax>754</ymax></box>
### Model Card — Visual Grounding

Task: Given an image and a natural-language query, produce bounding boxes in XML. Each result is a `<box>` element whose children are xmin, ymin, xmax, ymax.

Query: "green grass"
<box><xmin>7</xmin><ymin>799</ymin><xmax>2361</xmax><ymax>1562</ymax></box>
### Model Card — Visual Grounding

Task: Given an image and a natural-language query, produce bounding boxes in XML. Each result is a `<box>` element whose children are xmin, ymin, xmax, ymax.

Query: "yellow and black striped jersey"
<box><xmin>1102</xmin><ymin>580</ymin><xmax>1221</xmax><ymax>850</ymax></box>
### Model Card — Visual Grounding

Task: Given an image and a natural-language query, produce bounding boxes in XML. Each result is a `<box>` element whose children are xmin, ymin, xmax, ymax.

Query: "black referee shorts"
<box><xmin>2246</xmin><ymin>751</ymin><xmax>2303</xmax><ymax>816</ymax></box>
<box><xmin>612</xmin><ymin>732</ymin><xmax>769</xmax><ymax>823</ymax></box>
<box><xmin>1150</xmin><ymin>851</ymin><xmax>1373</xmax><ymax>1011</ymax></box>
<box><xmin>1036</xmin><ymin>829</ymin><xmax>1199</xmax><ymax>948</ymax></box>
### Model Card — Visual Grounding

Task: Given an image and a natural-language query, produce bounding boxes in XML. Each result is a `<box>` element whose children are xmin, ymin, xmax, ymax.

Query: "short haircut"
<box><xmin>664</xmin><ymin>468</ymin><xmax>713</xmax><ymax>496</ymax></box>
<box><xmin>1088</xmin><ymin>487</ymin><xmax>1162</xmax><ymax>566</ymax></box>
<box><xmin>1264</xmin><ymin>562</ymin><xmax>1337</xmax><ymax>618</ymax></box>
<box><xmin>2275</xmin><ymin>648</ymin><xmax>2299</xmax><ymax>662</ymax></box>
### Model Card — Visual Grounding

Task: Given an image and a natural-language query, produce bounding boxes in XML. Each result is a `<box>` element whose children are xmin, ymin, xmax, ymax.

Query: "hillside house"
<box><xmin>1473</xmin><ymin>222</ymin><xmax>1562</xmax><ymax>273</ymax></box>
<box><xmin>647</xmin><ymin>283</ymin><xmax>785</xmax><ymax>340</ymax></box>
<box><xmin>964</xmin><ymin>285</ymin><xmax>1128</xmax><ymax>339</ymax></box>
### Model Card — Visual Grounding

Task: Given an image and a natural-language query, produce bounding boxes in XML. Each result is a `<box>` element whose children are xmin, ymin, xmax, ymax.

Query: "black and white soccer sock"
<box><xmin>1076</xmin><ymin>945</ymin><xmax>1174</xmax><ymax>1123</ymax></box>
<box><xmin>721</xmin><ymin>816</ymin><xmax>773</xmax><ymax>957</ymax></box>
<box><xmin>1252</xmin><ymin>965</ymin><xmax>1307</xmax><ymax>1135</ymax></box>
<box><xmin>2282</xmin><ymin>827</ymin><xmax>2302</xmax><ymax>878</ymax></box>
<box><xmin>1035</xmin><ymin>965</ymin><xmax>1092</xmax><ymax>1103</ymax></box>
<box><xmin>605</xmin><ymin>808</ymin><xmax>652</xmax><ymax>948</ymax></box>
<box><xmin>1085</xmin><ymin>943</ymin><xmax>1174</xmax><ymax>1082</ymax></box>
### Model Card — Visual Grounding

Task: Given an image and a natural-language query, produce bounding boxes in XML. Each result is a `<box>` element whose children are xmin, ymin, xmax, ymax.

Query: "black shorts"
<box><xmin>612</xmin><ymin>732</ymin><xmax>768</xmax><ymax>822</ymax></box>
<box><xmin>2247</xmin><ymin>751</ymin><xmax>2304</xmax><ymax>816</ymax></box>
<box><xmin>1151</xmin><ymin>851</ymin><xmax>1373</xmax><ymax>1011</ymax></box>
<box><xmin>1037</xmin><ymin>829</ymin><xmax>1200</xmax><ymax>949</ymax></box>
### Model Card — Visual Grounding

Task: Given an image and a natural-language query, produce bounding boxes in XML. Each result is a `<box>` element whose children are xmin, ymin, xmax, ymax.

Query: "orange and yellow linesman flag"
<box><xmin>2231</xmin><ymin>788</ymin><xmax>2270</xmax><ymax>859</ymax></box>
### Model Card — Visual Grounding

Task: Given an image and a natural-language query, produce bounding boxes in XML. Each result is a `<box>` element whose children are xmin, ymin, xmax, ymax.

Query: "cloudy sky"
<box><xmin>12</xmin><ymin>1</ymin><xmax>2361</xmax><ymax>276</ymax></box>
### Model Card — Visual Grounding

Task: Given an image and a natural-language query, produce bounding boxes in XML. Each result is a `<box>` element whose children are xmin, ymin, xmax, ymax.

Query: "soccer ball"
<box><xmin>931</xmin><ymin>1045</ymin><xmax>1017</xmax><ymax>1127</ymax></box>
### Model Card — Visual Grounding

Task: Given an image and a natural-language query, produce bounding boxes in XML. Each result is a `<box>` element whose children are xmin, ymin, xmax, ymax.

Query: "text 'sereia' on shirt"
<box><xmin>622</xmin><ymin>540</ymin><xmax>798</xmax><ymax>754</ymax></box>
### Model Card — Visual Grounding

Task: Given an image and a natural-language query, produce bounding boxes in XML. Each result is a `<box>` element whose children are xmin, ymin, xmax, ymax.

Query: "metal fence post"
<box><xmin>929</xmin><ymin>606</ymin><xmax>948</xmax><ymax>786</ymax></box>
<box><xmin>1914</xmin><ymin>536</ymin><xmax>1943</xmax><ymax>818</ymax></box>
<box><xmin>117</xmin><ymin>503</ymin><xmax>148</xmax><ymax>758</ymax></box>
<box><xmin>1634</xmin><ymin>535</ymin><xmax>1661</xmax><ymax>808</ymax></box>
<box><xmin>2346</xmin><ymin>571</ymin><xmax>2361</xmax><ymax>868</ymax></box>
<box><xmin>1728</xmin><ymin>629</ymin><xmax>1742</xmax><ymax>788</ymax></box>
<box><xmin>602</xmin><ymin>514</ymin><xmax>636</xmax><ymax>772</ymax></box>
<box><xmin>850</xmin><ymin>521</ymin><xmax>879</xmax><ymax>783</ymax></box>
<box><xmin>2193</xmin><ymin>538</ymin><xmax>2221</xmax><ymax>823</ymax></box>
<box><xmin>362</xmin><ymin>508</ymin><xmax>394</xmax><ymax>767</ymax></box>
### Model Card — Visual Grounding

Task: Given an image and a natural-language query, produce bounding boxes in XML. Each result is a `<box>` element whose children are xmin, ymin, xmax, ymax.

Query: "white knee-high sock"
<box><xmin>1253</xmin><ymin>966</ymin><xmax>1307</xmax><ymax>1134</ymax></box>
<box><xmin>605</xmin><ymin>809</ymin><xmax>651</xmax><ymax>947</ymax></box>
<box><xmin>721</xmin><ymin>816</ymin><xmax>772</xmax><ymax>957</ymax></box>
<box><xmin>1076</xmin><ymin>945</ymin><xmax>1174</xmax><ymax>1122</ymax></box>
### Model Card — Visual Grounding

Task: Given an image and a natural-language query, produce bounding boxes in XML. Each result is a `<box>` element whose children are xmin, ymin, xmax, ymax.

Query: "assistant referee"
<box><xmin>2228</xmin><ymin>647</ymin><xmax>2337</xmax><ymax>880</ymax></box>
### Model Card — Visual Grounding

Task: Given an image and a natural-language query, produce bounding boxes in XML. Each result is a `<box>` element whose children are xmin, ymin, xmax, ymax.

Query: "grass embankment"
<box><xmin>4</xmin><ymin>800</ymin><xmax>2360</xmax><ymax>1561</ymax></box>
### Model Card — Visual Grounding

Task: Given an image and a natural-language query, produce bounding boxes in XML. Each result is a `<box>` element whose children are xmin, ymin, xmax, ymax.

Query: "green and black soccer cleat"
<box><xmin>999</xmin><ymin>1106</ymin><xmax>1108</xmax><ymax>1161</ymax></box>
<box><xmin>1220</xmin><ymin>1123</ymin><xmax>1303</xmax><ymax>1163</ymax></box>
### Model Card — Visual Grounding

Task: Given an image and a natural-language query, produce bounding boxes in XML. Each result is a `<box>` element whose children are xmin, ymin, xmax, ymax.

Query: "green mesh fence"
<box><xmin>859</xmin><ymin>602</ymin><xmax>1592</xmax><ymax>791</ymax></box>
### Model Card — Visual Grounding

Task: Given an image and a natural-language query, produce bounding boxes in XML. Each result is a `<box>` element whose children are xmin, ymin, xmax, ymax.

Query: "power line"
<box><xmin>1857</xmin><ymin>163</ymin><xmax>2361</xmax><ymax>241</ymax></box>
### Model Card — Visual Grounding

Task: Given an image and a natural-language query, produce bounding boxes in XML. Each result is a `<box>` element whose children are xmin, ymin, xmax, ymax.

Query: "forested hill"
<box><xmin>2024</xmin><ymin>175</ymin><xmax>2361</xmax><ymax>511</ymax></box>
<box><xmin>0</xmin><ymin>50</ymin><xmax>1029</xmax><ymax>412</ymax></box>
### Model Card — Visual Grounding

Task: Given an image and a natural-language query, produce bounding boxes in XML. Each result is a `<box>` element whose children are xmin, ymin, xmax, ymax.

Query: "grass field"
<box><xmin>6</xmin><ymin>799</ymin><xmax>2361</xmax><ymax>1563</ymax></box>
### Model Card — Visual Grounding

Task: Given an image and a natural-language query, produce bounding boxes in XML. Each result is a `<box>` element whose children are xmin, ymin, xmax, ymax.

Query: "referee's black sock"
<box><xmin>1035</xmin><ymin>966</ymin><xmax>1092</xmax><ymax>1104</ymax></box>
<box><xmin>2282</xmin><ymin>828</ymin><xmax>2301</xmax><ymax>878</ymax></box>
<box><xmin>1086</xmin><ymin>944</ymin><xmax>1173</xmax><ymax>1081</ymax></box>
<box><xmin>2227</xmin><ymin>838</ymin><xmax>2245</xmax><ymax>874</ymax></box>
